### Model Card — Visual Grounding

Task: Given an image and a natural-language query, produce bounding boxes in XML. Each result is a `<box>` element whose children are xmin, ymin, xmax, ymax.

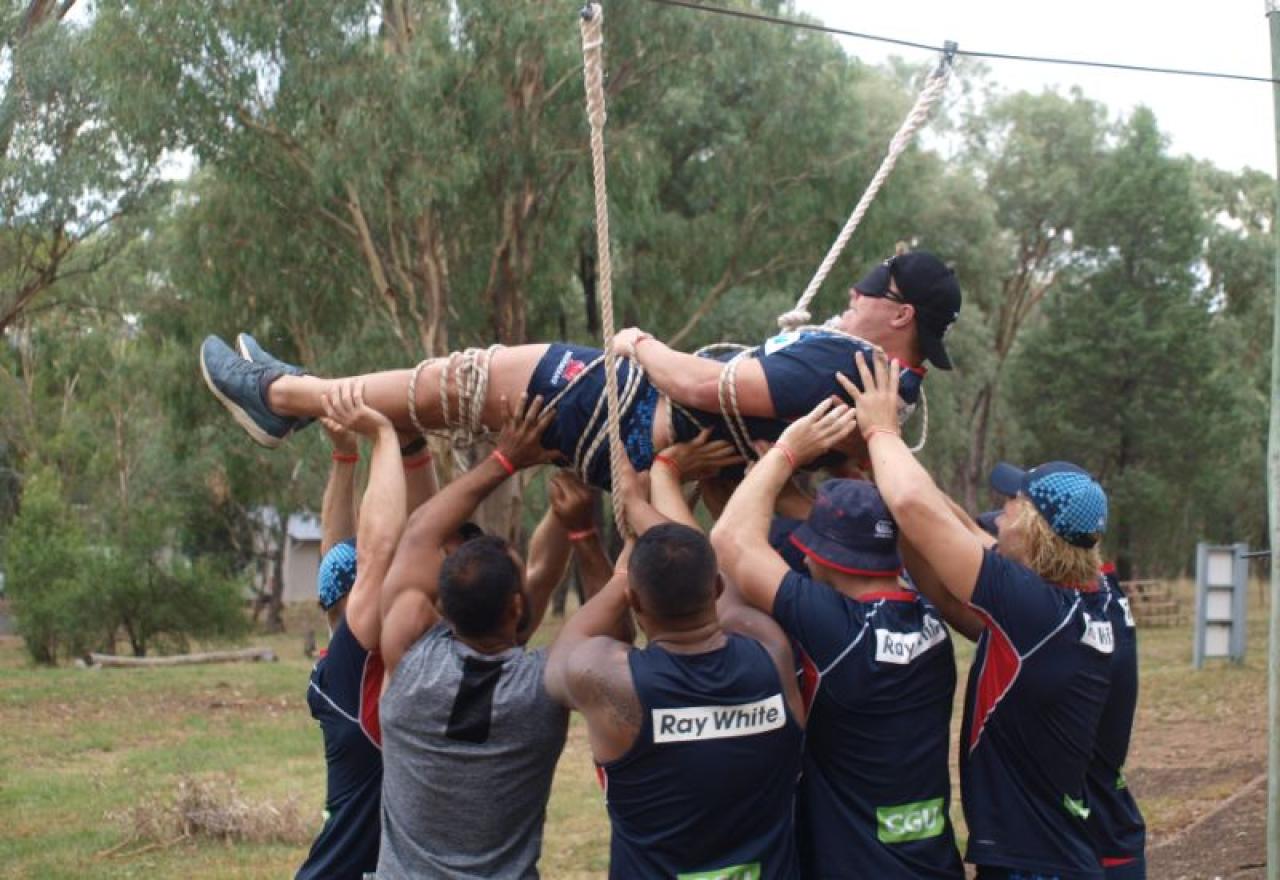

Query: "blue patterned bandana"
<box><xmin>317</xmin><ymin>539</ymin><xmax>357</xmax><ymax>609</ymax></box>
<box><xmin>990</xmin><ymin>462</ymin><xmax>1108</xmax><ymax>548</ymax></box>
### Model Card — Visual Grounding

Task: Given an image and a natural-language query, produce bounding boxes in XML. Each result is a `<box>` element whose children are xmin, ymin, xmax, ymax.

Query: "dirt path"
<box><xmin>1147</xmin><ymin>771</ymin><xmax>1268</xmax><ymax>879</ymax></box>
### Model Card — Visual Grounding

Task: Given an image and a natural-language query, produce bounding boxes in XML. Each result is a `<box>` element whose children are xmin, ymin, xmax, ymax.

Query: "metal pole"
<box><xmin>1266</xmin><ymin>5</ymin><xmax>1280</xmax><ymax>876</ymax></box>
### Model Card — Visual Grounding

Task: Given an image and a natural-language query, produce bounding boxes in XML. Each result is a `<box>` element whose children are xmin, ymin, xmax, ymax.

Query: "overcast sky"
<box><xmin>793</xmin><ymin>0</ymin><xmax>1277</xmax><ymax>175</ymax></box>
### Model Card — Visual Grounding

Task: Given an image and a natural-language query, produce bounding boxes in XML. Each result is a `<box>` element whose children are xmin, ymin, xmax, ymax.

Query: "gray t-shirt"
<box><xmin>376</xmin><ymin>623</ymin><xmax>570</xmax><ymax>880</ymax></box>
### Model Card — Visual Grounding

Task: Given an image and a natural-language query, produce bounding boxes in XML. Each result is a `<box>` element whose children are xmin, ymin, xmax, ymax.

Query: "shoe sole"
<box><xmin>200</xmin><ymin>343</ymin><xmax>283</xmax><ymax>449</ymax></box>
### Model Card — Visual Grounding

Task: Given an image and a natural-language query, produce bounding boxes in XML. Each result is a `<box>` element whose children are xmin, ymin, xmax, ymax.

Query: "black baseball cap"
<box><xmin>854</xmin><ymin>251</ymin><xmax>962</xmax><ymax>370</ymax></box>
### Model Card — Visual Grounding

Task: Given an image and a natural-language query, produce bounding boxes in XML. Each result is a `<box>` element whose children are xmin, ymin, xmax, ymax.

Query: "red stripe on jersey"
<box><xmin>797</xmin><ymin>648</ymin><xmax>821</xmax><ymax>712</ymax></box>
<box><xmin>360</xmin><ymin>651</ymin><xmax>385</xmax><ymax>749</ymax></box>
<box><xmin>967</xmin><ymin>607</ymin><xmax>1022</xmax><ymax>754</ymax></box>
<box><xmin>596</xmin><ymin>764</ymin><xmax>608</xmax><ymax>794</ymax></box>
<box><xmin>1100</xmin><ymin>562</ymin><xmax>1117</xmax><ymax>576</ymax></box>
<box><xmin>1102</xmin><ymin>856</ymin><xmax>1137</xmax><ymax>867</ymax></box>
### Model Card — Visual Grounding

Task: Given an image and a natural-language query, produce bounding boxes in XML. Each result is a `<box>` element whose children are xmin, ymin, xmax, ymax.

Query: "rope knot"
<box><xmin>776</xmin><ymin>309</ymin><xmax>811</xmax><ymax>332</ymax></box>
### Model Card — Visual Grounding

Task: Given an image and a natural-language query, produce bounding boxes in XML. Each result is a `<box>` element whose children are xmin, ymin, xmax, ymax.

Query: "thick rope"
<box><xmin>580</xmin><ymin>3</ymin><xmax>630</xmax><ymax>535</ymax></box>
<box><xmin>778</xmin><ymin>49</ymin><xmax>956</xmax><ymax>332</ymax></box>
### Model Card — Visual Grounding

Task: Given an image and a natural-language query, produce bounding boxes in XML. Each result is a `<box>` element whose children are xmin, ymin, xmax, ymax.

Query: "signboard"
<box><xmin>1194</xmin><ymin>542</ymin><xmax>1249</xmax><ymax>667</ymax></box>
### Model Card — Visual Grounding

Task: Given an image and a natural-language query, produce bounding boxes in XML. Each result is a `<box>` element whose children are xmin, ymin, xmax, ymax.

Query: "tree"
<box><xmin>1009</xmin><ymin>108</ymin><xmax>1222</xmax><ymax>577</ymax></box>
<box><xmin>0</xmin><ymin>1</ymin><xmax>163</xmax><ymax>332</ymax></box>
<box><xmin>952</xmin><ymin>88</ymin><xmax>1109</xmax><ymax>509</ymax></box>
<box><xmin>3</xmin><ymin>465</ymin><xmax>96</xmax><ymax>663</ymax></box>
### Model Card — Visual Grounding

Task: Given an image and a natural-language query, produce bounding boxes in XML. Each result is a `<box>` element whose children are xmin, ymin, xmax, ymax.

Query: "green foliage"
<box><xmin>3</xmin><ymin>1</ymin><xmax>1272</xmax><ymax>587</ymax></box>
<box><xmin>96</xmin><ymin>503</ymin><xmax>249</xmax><ymax>658</ymax></box>
<box><xmin>4</xmin><ymin>466</ymin><xmax>97</xmax><ymax>663</ymax></box>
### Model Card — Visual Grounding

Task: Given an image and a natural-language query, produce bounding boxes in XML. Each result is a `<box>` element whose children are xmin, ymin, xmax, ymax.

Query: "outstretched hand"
<box><xmin>495</xmin><ymin>393</ymin><xmax>560</xmax><ymax>471</ymax></box>
<box><xmin>774</xmin><ymin>397</ymin><xmax>859</xmax><ymax>468</ymax></box>
<box><xmin>322</xmin><ymin>380</ymin><xmax>394</xmax><ymax>438</ymax></box>
<box><xmin>656</xmin><ymin>429</ymin><xmax>742</xmax><ymax>482</ymax></box>
<box><xmin>837</xmin><ymin>350</ymin><xmax>901</xmax><ymax>440</ymax></box>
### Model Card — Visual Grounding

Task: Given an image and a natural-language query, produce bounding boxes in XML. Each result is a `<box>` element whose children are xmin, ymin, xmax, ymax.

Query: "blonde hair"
<box><xmin>1007</xmin><ymin>497</ymin><xmax>1102</xmax><ymax>588</ymax></box>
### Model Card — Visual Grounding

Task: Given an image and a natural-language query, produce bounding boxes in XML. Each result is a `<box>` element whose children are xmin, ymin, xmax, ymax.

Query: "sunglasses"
<box><xmin>851</xmin><ymin>259</ymin><xmax>906</xmax><ymax>304</ymax></box>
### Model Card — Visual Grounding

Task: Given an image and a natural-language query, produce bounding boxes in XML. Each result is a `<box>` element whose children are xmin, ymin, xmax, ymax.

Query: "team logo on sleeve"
<box><xmin>652</xmin><ymin>694</ymin><xmax>786</xmax><ymax>743</ymax></box>
<box><xmin>1080</xmin><ymin>615</ymin><xmax>1115</xmax><ymax>654</ymax></box>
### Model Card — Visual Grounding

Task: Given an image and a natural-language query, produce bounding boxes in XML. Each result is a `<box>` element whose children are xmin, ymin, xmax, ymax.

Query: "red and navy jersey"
<box><xmin>772</xmin><ymin>571</ymin><xmax>963</xmax><ymax>879</ymax></box>
<box><xmin>297</xmin><ymin>620</ymin><xmax>384</xmax><ymax>880</ymax></box>
<box><xmin>961</xmin><ymin>550</ymin><xmax>1115</xmax><ymax>880</ymax></box>
<box><xmin>1086</xmin><ymin>566</ymin><xmax>1147</xmax><ymax>871</ymax></box>
<box><xmin>600</xmin><ymin>634</ymin><xmax>803</xmax><ymax>880</ymax></box>
<box><xmin>757</xmin><ymin>330</ymin><xmax>926</xmax><ymax>417</ymax></box>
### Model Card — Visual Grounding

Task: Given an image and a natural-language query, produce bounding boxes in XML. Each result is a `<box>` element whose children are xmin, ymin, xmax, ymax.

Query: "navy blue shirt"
<box><xmin>600</xmin><ymin>634</ymin><xmax>803</xmax><ymax>879</ymax></box>
<box><xmin>961</xmin><ymin>550</ymin><xmax>1115</xmax><ymax>880</ymax></box>
<box><xmin>297</xmin><ymin>621</ymin><xmax>384</xmax><ymax>880</ymax></box>
<box><xmin>757</xmin><ymin>330</ymin><xmax>926</xmax><ymax>417</ymax></box>
<box><xmin>1086</xmin><ymin>566</ymin><xmax>1146</xmax><ymax>868</ymax></box>
<box><xmin>773</xmin><ymin>572</ymin><xmax>963</xmax><ymax>879</ymax></box>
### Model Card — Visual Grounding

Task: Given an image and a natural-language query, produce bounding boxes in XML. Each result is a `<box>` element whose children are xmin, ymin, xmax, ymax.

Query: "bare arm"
<box><xmin>546</xmin><ymin>469</ymin><xmax>617</xmax><ymax>600</ymax></box>
<box><xmin>900</xmin><ymin>538</ymin><xmax>984</xmax><ymax>641</ymax></box>
<box><xmin>320</xmin><ymin>383</ymin><xmax>406</xmax><ymax>653</ymax></box>
<box><xmin>319</xmin><ymin>422</ymin><xmax>359</xmax><ymax>556</ymax></box>
<box><xmin>613</xmin><ymin>328</ymin><xmax>776</xmax><ymax>417</ymax></box>
<box><xmin>840</xmin><ymin>354</ymin><xmax>986</xmax><ymax>603</ymax></box>
<box><xmin>380</xmin><ymin>394</ymin><xmax>558</xmax><ymax>674</ymax></box>
<box><xmin>399</xmin><ymin>435</ymin><xmax>439</xmax><ymax>516</ymax></box>
<box><xmin>519</xmin><ymin>505</ymin><xmax>571</xmax><ymax>644</ymax></box>
<box><xmin>712</xmin><ymin>399</ymin><xmax>859</xmax><ymax>613</ymax></box>
<box><xmin>649</xmin><ymin>430</ymin><xmax>744</xmax><ymax>529</ymax></box>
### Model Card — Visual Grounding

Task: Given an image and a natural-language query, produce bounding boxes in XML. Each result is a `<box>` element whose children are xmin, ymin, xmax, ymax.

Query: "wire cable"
<box><xmin>640</xmin><ymin>0</ymin><xmax>1280</xmax><ymax>86</ymax></box>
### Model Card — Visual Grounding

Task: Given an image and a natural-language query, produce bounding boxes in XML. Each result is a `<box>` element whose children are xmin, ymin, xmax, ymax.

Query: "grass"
<box><xmin>0</xmin><ymin>580</ymin><xmax>1269</xmax><ymax>878</ymax></box>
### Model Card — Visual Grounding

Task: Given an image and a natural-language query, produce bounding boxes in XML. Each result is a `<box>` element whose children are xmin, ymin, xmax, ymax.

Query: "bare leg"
<box><xmin>267</xmin><ymin>345</ymin><xmax>553</xmax><ymax>435</ymax></box>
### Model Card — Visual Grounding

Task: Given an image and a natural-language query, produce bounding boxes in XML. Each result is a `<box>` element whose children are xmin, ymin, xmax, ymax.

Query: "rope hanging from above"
<box><xmin>777</xmin><ymin>42</ymin><xmax>957</xmax><ymax>333</ymax></box>
<box><xmin>579</xmin><ymin>2</ymin><xmax>632</xmax><ymax>535</ymax></box>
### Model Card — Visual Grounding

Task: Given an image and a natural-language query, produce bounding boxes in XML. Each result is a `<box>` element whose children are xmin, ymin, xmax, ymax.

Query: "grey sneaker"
<box><xmin>200</xmin><ymin>335</ymin><xmax>296</xmax><ymax>448</ymax></box>
<box><xmin>235</xmin><ymin>333</ymin><xmax>314</xmax><ymax>433</ymax></box>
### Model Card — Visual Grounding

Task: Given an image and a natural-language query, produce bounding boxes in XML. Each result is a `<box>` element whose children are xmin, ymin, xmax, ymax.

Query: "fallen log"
<box><xmin>88</xmin><ymin>647</ymin><xmax>278</xmax><ymax>668</ymax></box>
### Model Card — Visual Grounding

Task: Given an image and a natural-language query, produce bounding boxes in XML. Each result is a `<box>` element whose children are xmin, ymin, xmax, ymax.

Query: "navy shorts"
<box><xmin>526</xmin><ymin>344</ymin><xmax>659</xmax><ymax>491</ymax></box>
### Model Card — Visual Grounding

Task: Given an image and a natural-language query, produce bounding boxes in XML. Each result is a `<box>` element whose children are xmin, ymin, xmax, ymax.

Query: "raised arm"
<box><xmin>518</xmin><ymin>471</ymin><xmax>608</xmax><ymax>644</ymax></box>
<box><xmin>648</xmin><ymin>429</ymin><xmax>743</xmax><ymax>530</ymax></box>
<box><xmin>321</xmin><ymin>382</ymin><xmax>406</xmax><ymax>653</ymax></box>
<box><xmin>398</xmin><ymin>434</ymin><xmax>439</xmax><ymax>516</ymax></box>
<box><xmin>547</xmin><ymin>470</ymin><xmax>614</xmax><ymax>602</ymax></box>
<box><xmin>319</xmin><ymin>420</ymin><xmax>359</xmax><ymax>556</ymax></box>
<box><xmin>612</xmin><ymin>327</ymin><xmax>776</xmax><ymax>418</ymax></box>
<box><xmin>840</xmin><ymin>352</ymin><xmax>986</xmax><ymax>603</ymax></box>
<box><xmin>712</xmin><ymin>399</ymin><xmax>858</xmax><ymax>613</ymax></box>
<box><xmin>380</xmin><ymin>394</ymin><xmax>558</xmax><ymax>674</ymax></box>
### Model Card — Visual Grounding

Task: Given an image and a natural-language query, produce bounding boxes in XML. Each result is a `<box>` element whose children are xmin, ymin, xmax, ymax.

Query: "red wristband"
<box><xmin>653</xmin><ymin>453</ymin><xmax>682</xmax><ymax>478</ymax></box>
<box><xmin>403</xmin><ymin>453</ymin><xmax>433</xmax><ymax>471</ymax></box>
<box><xmin>567</xmin><ymin>528</ymin><xmax>597</xmax><ymax>542</ymax></box>
<box><xmin>331</xmin><ymin>452</ymin><xmax>359</xmax><ymax>464</ymax></box>
<box><xmin>490</xmin><ymin>449</ymin><xmax>516</xmax><ymax>476</ymax></box>
<box><xmin>864</xmin><ymin>426</ymin><xmax>900</xmax><ymax>443</ymax></box>
<box><xmin>772</xmin><ymin>442</ymin><xmax>798</xmax><ymax>470</ymax></box>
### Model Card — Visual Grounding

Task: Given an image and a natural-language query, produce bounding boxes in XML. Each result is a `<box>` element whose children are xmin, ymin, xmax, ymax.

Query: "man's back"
<box><xmin>600</xmin><ymin>633</ymin><xmax>803</xmax><ymax>880</ymax></box>
<box><xmin>377</xmin><ymin>624</ymin><xmax>569</xmax><ymax>880</ymax></box>
<box><xmin>772</xmin><ymin>574</ymin><xmax>963</xmax><ymax>878</ymax></box>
